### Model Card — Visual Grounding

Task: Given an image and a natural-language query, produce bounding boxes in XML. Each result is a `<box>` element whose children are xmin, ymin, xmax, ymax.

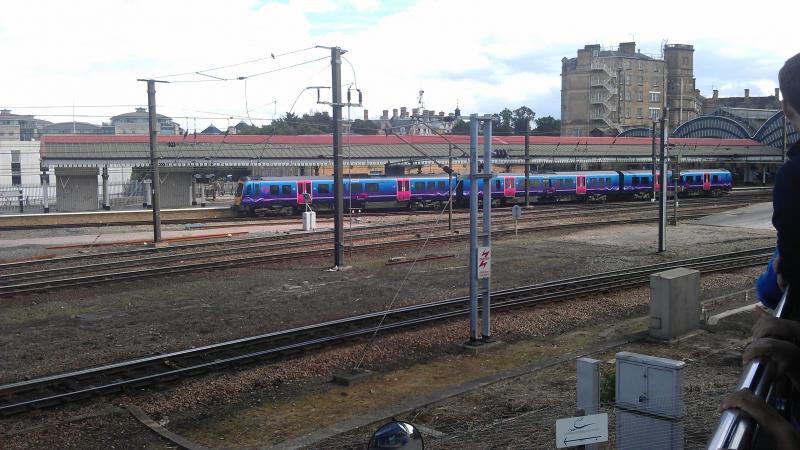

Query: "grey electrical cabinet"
<box><xmin>615</xmin><ymin>352</ymin><xmax>685</xmax><ymax>419</ymax></box>
<box><xmin>616</xmin><ymin>409</ymin><xmax>684</xmax><ymax>450</ymax></box>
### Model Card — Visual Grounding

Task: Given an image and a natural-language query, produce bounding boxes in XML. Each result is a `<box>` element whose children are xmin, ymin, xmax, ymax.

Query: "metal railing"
<box><xmin>706</xmin><ymin>286</ymin><xmax>793</xmax><ymax>449</ymax></box>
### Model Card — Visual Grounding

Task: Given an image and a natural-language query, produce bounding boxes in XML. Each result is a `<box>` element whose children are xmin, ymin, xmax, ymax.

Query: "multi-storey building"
<box><xmin>0</xmin><ymin>109</ymin><xmax>52</xmax><ymax>141</ymax></box>
<box><xmin>561</xmin><ymin>42</ymin><xmax>698</xmax><ymax>136</ymax></box>
<box><xmin>108</xmin><ymin>107</ymin><xmax>182</xmax><ymax>135</ymax></box>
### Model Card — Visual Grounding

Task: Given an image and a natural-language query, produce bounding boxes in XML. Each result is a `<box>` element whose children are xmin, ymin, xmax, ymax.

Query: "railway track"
<box><xmin>0</xmin><ymin>247</ymin><xmax>772</xmax><ymax>415</ymax></box>
<box><xmin>0</xmin><ymin>197</ymin><xmax>767</xmax><ymax>297</ymax></box>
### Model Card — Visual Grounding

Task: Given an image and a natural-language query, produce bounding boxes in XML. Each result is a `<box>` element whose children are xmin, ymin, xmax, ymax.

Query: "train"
<box><xmin>233</xmin><ymin>169</ymin><xmax>732</xmax><ymax>216</ymax></box>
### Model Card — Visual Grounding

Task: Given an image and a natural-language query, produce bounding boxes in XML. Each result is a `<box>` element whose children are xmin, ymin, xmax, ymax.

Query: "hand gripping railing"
<box><xmin>706</xmin><ymin>286</ymin><xmax>793</xmax><ymax>450</ymax></box>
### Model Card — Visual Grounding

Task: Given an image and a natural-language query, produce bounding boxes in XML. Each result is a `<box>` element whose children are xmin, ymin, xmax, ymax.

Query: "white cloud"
<box><xmin>0</xmin><ymin>0</ymin><xmax>794</xmax><ymax>131</ymax></box>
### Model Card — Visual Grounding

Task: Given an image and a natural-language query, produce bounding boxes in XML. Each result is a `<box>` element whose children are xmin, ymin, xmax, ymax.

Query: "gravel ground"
<box><xmin>0</xmin><ymin>206</ymin><xmax>775</xmax><ymax>448</ymax></box>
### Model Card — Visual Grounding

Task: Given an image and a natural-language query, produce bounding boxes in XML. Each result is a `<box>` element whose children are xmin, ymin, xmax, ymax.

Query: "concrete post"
<box><xmin>199</xmin><ymin>182</ymin><xmax>206</xmax><ymax>207</ymax></box>
<box><xmin>191</xmin><ymin>175</ymin><xmax>197</xmax><ymax>206</ymax></box>
<box><xmin>143</xmin><ymin>179</ymin><xmax>152</xmax><ymax>208</ymax></box>
<box><xmin>41</xmin><ymin>169</ymin><xmax>50</xmax><ymax>213</ymax></box>
<box><xmin>102</xmin><ymin>165</ymin><xmax>110</xmax><ymax>210</ymax></box>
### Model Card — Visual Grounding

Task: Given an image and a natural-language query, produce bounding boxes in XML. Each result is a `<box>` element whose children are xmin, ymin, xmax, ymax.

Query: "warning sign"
<box><xmin>477</xmin><ymin>246</ymin><xmax>491</xmax><ymax>279</ymax></box>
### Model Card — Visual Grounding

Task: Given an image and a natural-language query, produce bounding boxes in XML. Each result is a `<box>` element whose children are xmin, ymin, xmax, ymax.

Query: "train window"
<box><xmin>352</xmin><ymin>183</ymin><xmax>363</xmax><ymax>194</ymax></box>
<box><xmin>282</xmin><ymin>185</ymin><xmax>292</xmax><ymax>195</ymax></box>
<box><xmin>415</xmin><ymin>182</ymin><xmax>425</xmax><ymax>191</ymax></box>
<box><xmin>695</xmin><ymin>175</ymin><xmax>701</xmax><ymax>183</ymax></box>
<box><xmin>632</xmin><ymin>176</ymin><xmax>640</xmax><ymax>185</ymax></box>
<box><xmin>553</xmin><ymin>179</ymin><xmax>561</xmax><ymax>188</ymax></box>
<box><xmin>712</xmin><ymin>175</ymin><xmax>719</xmax><ymax>183</ymax></box>
<box><xmin>269</xmin><ymin>185</ymin><xmax>279</xmax><ymax>195</ymax></box>
<box><xmin>427</xmin><ymin>181</ymin><xmax>436</xmax><ymax>191</ymax></box>
<box><xmin>589</xmin><ymin>178</ymin><xmax>598</xmax><ymax>188</ymax></box>
<box><xmin>244</xmin><ymin>184</ymin><xmax>251</xmax><ymax>195</ymax></box>
<box><xmin>565</xmin><ymin>178</ymin><xmax>574</xmax><ymax>187</ymax></box>
<box><xmin>365</xmin><ymin>183</ymin><xmax>379</xmax><ymax>192</ymax></box>
<box><xmin>318</xmin><ymin>184</ymin><xmax>330</xmax><ymax>194</ymax></box>
<box><xmin>532</xmin><ymin>179</ymin><xmax>539</xmax><ymax>189</ymax></box>
<box><xmin>438</xmin><ymin>181</ymin><xmax>446</xmax><ymax>190</ymax></box>
<box><xmin>495</xmin><ymin>180</ymin><xmax>502</xmax><ymax>190</ymax></box>
<box><xmin>606</xmin><ymin>177</ymin><xmax>612</xmax><ymax>186</ymax></box>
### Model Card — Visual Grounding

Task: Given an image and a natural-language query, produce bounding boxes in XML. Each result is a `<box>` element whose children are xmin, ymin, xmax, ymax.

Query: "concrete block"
<box><xmin>649</xmin><ymin>267</ymin><xmax>700</xmax><ymax>340</ymax></box>
<box><xmin>461</xmin><ymin>339</ymin><xmax>503</xmax><ymax>355</ymax></box>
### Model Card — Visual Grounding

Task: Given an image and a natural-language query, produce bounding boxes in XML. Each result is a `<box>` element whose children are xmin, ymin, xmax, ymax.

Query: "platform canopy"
<box><xmin>39</xmin><ymin>134</ymin><xmax>783</xmax><ymax>168</ymax></box>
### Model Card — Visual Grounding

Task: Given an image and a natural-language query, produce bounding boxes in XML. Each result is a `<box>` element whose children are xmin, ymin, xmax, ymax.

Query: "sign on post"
<box><xmin>477</xmin><ymin>246</ymin><xmax>491</xmax><ymax>279</ymax></box>
<box><xmin>556</xmin><ymin>413</ymin><xmax>608</xmax><ymax>448</ymax></box>
<box><xmin>511</xmin><ymin>205</ymin><xmax>522</xmax><ymax>238</ymax></box>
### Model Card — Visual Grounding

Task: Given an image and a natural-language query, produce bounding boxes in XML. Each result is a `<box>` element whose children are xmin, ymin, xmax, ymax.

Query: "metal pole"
<box><xmin>448</xmin><ymin>143</ymin><xmax>453</xmax><ymax>231</ymax></box>
<box><xmin>658</xmin><ymin>107</ymin><xmax>669</xmax><ymax>252</ymax></box>
<box><xmin>481</xmin><ymin>118</ymin><xmax>493</xmax><ymax>341</ymax></box>
<box><xmin>145</xmin><ymin>80</ymin><xmax>162</xmax><ymax>243</ymax></box>
<box><xmin>332</xmin><ymin>47</ymin><xmax>344</xmax><ymax>268</ymax></box>
<box><xmin>524</xmin><ymin>120</ymin><xmax>530</xmax><ymax>206</ymax></box>
<box><xmin>468</xmin><ymin>115</ymin><xmax>480</xmax><ymax>343</ymax></box>
<box><xmin>651</xmin><ymin>122</ymin><xmax>657</xmax><ymax>201</ymax></box>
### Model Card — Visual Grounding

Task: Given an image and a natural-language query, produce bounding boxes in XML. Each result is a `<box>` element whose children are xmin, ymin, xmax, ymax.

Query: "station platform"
<box><xmin>692</xmin><ymin>201</ymin><xmax>773</xmax><ymax>230</ymax></box>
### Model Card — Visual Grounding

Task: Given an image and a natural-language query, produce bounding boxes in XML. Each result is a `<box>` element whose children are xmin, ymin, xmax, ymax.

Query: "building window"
<box><xmin>649</xmin><ymin>108</ymin><xmax>660</xmax><ymax>121</ymax></box>
<box><xmin>625</xmin><ymin>107</ymin><xmax>631</xmax><ymax>119</ymax></box>
<box><xmin>654</xmin><ymin>65</ymin><xmax>659</xmax><ymax>73</ymax></box>
<box><xmin>625</xmin><ymin>91</ymin><xmax>631</xmax><ymax>101</ymax></box>
<box><xmin>593</xmin><ymin>50</ymin><xmax>599</xmax><ymax>57</ymax></box>
<box><xmin>625</xmin><ymin>76</ymin><xmax>630</xmax><ymax>86</ymax></box>
<box><xmin>638</xmin><ymin>76</ymin><xmax>643</xmax><ymax>86</ymax></box>
<box><xmin>653</xmin><ymin>78</ymin><xmax>660</xmax><ymax>87</ymax></box>
<box><xmin>650</xmin><ymin>92</ymin><xmax>661</xmax><ymax>103</ymax></box>
<box><xmin>624</xmin><ymin>60</ymin><xmax>631</xmax><ymax>70</ymax></box>
<box><xmin>637</xmin><ymin>91</ymin><xmax>643</xmax><ymax>102</ymax></box>
<box><xmin>637</xmin><ymin>108</ymin><xmax>643</xmax><ymax>118</ymax></box>
<box><xmin>638</xmin><ymin>61</ymin><xmax>644</xmax><ymax>71</ymax></box>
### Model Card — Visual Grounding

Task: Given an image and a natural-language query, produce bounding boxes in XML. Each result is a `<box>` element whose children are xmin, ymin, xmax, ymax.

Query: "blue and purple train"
<box><xmin>233</xmin><ymin>169</ymin><xmax>732</xmax><ymax>216</ymax></box>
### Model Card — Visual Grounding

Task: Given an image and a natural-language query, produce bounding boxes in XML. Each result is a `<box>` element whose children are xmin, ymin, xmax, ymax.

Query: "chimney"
<box><xmin>400</xmin><ymin>107</ymin><xmax>408</xmax><ymax>118</ymax></box>
<box><xmin>776</xmin><ymin>88</ymin><xmax>781</xmax><ymax>100</ymax></box>
<box><xmin>412</xmin><ymin>108</ymin><xmax>419</xmax><ymax>117</ymax></box>
<box><xmin>392</xmin><ymin>108</ymin><xmax>398</xmax><ymax>118</ymax></box>
<box><xmin>713</xmin><ymin>89</ymin><xmax>718</xmax><ymax>99</ymax></box>
<box><xmin>439</xmin><ymin>111</ymin><xmax>445</xmax><ymax>117</ymax></box>
<box><xmin>619</xmin><ymin>42</ymin><xmax>636</xmax><ymax>55</ymax></box>
<box><xmin>744</xmin><ymin>88</ymin><xmax>750</xmax><ymax>98</ymax></box>
<box><xmin>363</xmin><ymin>110</ymin><xmax>369</xmax><ymax>121</ymax></box>
<box><xmin>382</xmin><ymin>109</ymin><xmax>389</xmax><ymax>119</ymax></box>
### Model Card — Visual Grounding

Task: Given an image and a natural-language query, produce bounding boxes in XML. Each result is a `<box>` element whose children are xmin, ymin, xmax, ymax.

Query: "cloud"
<box><xmin>0</xmin><ymin>0</ymin><xmax>794</xmax><ymax>132</ymax></box>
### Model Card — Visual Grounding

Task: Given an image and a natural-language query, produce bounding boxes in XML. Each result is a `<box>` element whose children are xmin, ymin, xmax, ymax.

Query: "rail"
<box><xmin>706</xmin><ymin>286</ymin><xmax>794</xmax><ymax>449</ymax></box>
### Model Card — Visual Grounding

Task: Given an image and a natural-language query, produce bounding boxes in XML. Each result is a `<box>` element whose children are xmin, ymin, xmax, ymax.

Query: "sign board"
<box><xmin>555</xmin><ymin>413</ymin><xmax>608</xmax><ymax>448</ymax></box>
<box><xmin>512</xmin><ymin>204</ymin><xmax>522</xmax><ymax>219</ymax></box>
<box><xmin>477</xmin><ymin>246</ymin><xmax>491</xmax><ymax>279</ymax></box>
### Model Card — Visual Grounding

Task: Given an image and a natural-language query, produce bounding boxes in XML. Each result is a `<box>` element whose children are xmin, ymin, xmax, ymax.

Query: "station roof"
<box><xmin>39</xmin><ymin>134</ymin><xmax>782</xmax><ymax>168</ymax></box>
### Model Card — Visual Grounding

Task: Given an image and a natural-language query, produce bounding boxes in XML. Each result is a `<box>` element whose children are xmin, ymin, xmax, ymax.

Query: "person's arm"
<box><xmin>751</xmin><ymin>307</ymin><xmax>800</xmax><ymax>343</ymax></box>
<box><xmin>742</xmin><ymin>337</ymin><xmax>800</xmax><ymax>390</ymax></box>
<box><xmin>720</xmin><ymin>389</ymin><xmax>800</xmax><ymax>450</ymax></box>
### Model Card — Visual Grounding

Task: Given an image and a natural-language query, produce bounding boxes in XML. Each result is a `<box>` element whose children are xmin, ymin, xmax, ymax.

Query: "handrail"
<box><xmin>706</xmin><ymin>286</ymin><xmax>793</xmax><ymax>450</ymax></box>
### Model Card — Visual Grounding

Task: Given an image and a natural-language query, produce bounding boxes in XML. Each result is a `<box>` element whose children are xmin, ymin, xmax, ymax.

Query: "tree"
<box><xmin>352</xmin><ymin>119</ymin><xmax>378</xmax><ymax>135</ymax></box>
<box><xmin>493</xmin><ymin>108</ymin><xmax>514</xmax><ymax>135</ymax></box>
<box><xmin>513</xmin><ymin>106</ymin><xmax>535</xmax><ymax>134</ymax></box>
<box><xmin>450</xmin><ymin>119</ymin><xmax>470</xmax><ymax>135</ymax></box>
<box><xmin>534</xmin><ymin>116</ymin><xmax>561</xmax><ymax>135</ymax></box>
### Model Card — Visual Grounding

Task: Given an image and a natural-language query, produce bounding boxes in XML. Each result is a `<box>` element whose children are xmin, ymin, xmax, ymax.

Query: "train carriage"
<box><xmin>234</xmin><ymin>168</ymin><xmax>732</xmax><ymax>216</ymax></box>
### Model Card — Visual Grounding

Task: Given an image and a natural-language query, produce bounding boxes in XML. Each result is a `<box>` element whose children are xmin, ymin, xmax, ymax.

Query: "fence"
<box><xmin>0</xmin><ymin>180</ymin><xmax>238</xmax><ymax>214</ymax></box>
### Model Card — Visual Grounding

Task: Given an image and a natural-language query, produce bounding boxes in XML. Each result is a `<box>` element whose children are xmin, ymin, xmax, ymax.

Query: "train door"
<box><xmin>703</xmin><ymin>172</ymin><xmax>711</xmax><ymax>191</ymax></box>
<box><xmin>396</xmin><ymin>178</ymin><xmax>410</xmax><ymax>201</ymax></box>
<box><xmin>576</xmin><ymin>175</ymin><xmax>586</xmax><ymax>195</ymax></box>
<box><xmin>503</xmin><ymin>176</ymin><xmax>515</xmax><ymax>197</ymax></box>
<box><xmin>296</xmin><ymin>180</ymin><xmax>312</xmax><ymax>204</ymax></box>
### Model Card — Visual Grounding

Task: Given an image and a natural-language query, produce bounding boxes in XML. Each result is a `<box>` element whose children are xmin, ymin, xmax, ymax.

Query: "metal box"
<box><xmin>616</xmin><ymin>409</ymin><xmax>683</xmax><ymax>450</ymax></box>
<box><xmin>649</xmin><ymin>267</ymin><xmax>700</xmax><ymax>340</ymax></box>
<box><xmin>615</xmin><ymin>352</ymin><xmax>685</xmax><ymax>419</ymax></box>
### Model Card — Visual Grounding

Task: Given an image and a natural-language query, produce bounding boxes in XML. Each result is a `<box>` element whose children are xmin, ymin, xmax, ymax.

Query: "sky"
<box><xmin>0</xmin><ymin>0</ymin><xmax>795</xmax><ymax>133</ymax></box>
